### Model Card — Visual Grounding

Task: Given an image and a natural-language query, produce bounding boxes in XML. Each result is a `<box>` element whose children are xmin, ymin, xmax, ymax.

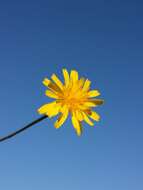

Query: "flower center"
<box><xmin>61</xmin><ymin>92</ymin><xmax>84</xmax><ymax>111</ymax></box>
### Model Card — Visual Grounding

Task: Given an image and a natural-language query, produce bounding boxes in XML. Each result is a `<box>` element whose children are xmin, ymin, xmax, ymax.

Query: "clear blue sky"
<box><xmin>0</xmin><ymin>0</ymin><xmax>143</xmax><ymax>189</ymax></box>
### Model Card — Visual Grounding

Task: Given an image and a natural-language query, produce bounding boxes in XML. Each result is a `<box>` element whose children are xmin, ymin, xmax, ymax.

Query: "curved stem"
<box><xmin>0</xmin><ymin>115</ymin><xmax>48</xmax><ymax>142</ymax></box>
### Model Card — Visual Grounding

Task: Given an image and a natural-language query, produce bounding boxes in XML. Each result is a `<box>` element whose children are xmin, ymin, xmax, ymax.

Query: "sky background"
<box><xmin>0</xmin><ymin>0</ymin><xmax>143</xmax><ymax>189</ymax></box>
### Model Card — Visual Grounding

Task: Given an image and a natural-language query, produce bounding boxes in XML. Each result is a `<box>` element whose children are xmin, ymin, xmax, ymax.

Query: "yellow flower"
<box><xmin>38</xmin><ymin>69</ymin><xmax>104</xmax><ymax>136</ymax></box>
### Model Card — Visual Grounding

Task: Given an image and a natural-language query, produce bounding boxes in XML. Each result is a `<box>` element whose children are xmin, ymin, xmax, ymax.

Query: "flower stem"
<box><xmin>0</xmin><ymin>115</ymin><xmax>47</xmax><ymax>142</ymax></box>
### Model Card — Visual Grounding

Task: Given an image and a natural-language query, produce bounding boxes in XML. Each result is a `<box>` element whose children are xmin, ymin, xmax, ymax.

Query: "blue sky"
<box><xmin>0</xmin><ymin>0</ymin><xmax>143</xmax><ymax>189</ymax></box>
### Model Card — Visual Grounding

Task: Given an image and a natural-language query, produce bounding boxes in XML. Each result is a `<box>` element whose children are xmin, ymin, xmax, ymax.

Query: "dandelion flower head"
<box><xmin>38</xmin><ymin>69</ymin><xmax>104</xmax><ymax>136</ymax></box>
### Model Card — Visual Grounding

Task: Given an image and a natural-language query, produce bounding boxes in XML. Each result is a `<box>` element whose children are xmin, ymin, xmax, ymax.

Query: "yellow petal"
<box><xmin>82</xmin><ymin>79</ymin><xmax>91</xmax><ymax>92</ymax></box>
<box><xmin>38</xmin><ymin>102</ymin><xmax>55</xmax><ymax>114</ymax></box>
<box><xmin>70</xmin><ymin>70</ymin><xmax>78</xmax><ymax>83</ymax></box>
<box><xmin>51</xmin><ymin>74</ymin><xmax>63</xmax><ymax>90</ymax></box>
<box><xmin>78</xmin><ymin>104</ymin><xmax>90</xmax><ymax>111</ymax></box>
<box><xmin>90</xmin><ymin>99</ymin><xmax>104</xmax><ymax>106</ymax></box>
<box><xmin>72</xmin><ymin>77</ymin><xmax>85</xmax><ymax>94</ymax></box>
<box><xmin>71</xmin><ymin>113</ymin><xmax>82</xmax><ymax>136</ymax></box>
<box><xmin>87</xmin><ymin>90</ymin><xmax>100</xmax><ymax>97</ymax></box>
<box><xmin>88</xmin><ymin>111</ymin><xmax>100</xmax><ymax>121</ymax></box>
<box><xmin>54</xmin><ymin>106</ymin><xmax>69</xmax><ymax>128</ymax></box>
<box><xmin>38</xmin><ymin>102</ymin><xmax>60</xmax><ymax>117</ymax></box>
<box><xmin>43</xmin><ymin>78</ymin><xmax>62</xmax><ymax>93</ymax></box>
<box><xmin>78</xmin><ymin>78</ymin><xmax>85</xmax><ymax>88</ymax></box>
<box><xmin>43</xmin><ymin>78</ymin><xmax>50</xmax><ymax>87</ymax></box>
<box><xmin>82</xmin><ymin>112</ymin><xmax>94</xmax><ymax>126</ymax></box>
<box><xmin>75</xmin><ymin>110</ymin><xmax>84</xmax><ymax>121</ymax></box>
<box><xmin>83</xmin><ymin>102</ymin><xmax>96</xmax><ymax>107</ymax></box>
<box><xmin>62</xmin><ymin>69</ymin><xmax>69</xmax><ymax>87</ymax></box>
<box><xmin>45</xmin><ymin>90</ymin><xmax>58</xmax><ymax>99</ymax></box>
<box><xmin>74</xmin><ymin>78</ymin><xmax>85</xmax><ymax>94</ymax></box>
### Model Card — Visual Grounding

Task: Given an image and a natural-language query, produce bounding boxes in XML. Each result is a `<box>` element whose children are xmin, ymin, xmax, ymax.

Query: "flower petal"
<box><xmin>54</xmin><ymin>106</ymin><xmax>69</xmax><ymax>128</ymax></box>
<box><xmin>70</xmin><ymin>70</ymin><xmax>78</xmax><ymax>83</ymax></box>
<box><xmin>51</xmin><ymin>74</ymin><xmax>64</xmax><ymax>90</ymax></box>
<box><xmin>43</xmin><ymin>78</ymin><xmax>62</xmax><ymax>93</ymax></box>
<box><xmin>82</xmin><ymin>112</ymin><xmax>94</xmax><ymax>126</ymax></box>
<box><xmin>74</xmin><ymin>78</ymin><xmax>85</xmax><ymax>95</ymax></box>
<box><xmin>82</xmin><ymin>79</ymin><xmax>91</xmax><ymax>92</ymax></box>
<box><xmin>45</xmin><ymin>90</ymin><xmax>58</xmax><ymax>99</ymax></box>
<box><xmin>83</xmin><ymin>102</ymin><xmax>96</xmax><ymax>107</ymax></box>
<box><xmin>89</xmin><ymin>99</ymin><xmax>104</xmax><ymax>106</ymax></box>
<box><xmin>75</xmin><ymin>110</ymin><xmax>84</xmax><ymax>121</ymax></box>
<box><xmin>38</xmin><ymin>102</ymin><xmax>60</xmax><ymax>117</ymax></box>
<box><xmin>78</xmin><ymin>78</ymin><xmax>85</xmax><ymax>88</ymax></box>
<box><xmin>62</xmin><ymin>69</ymin><xmax>70</xmax><ymax>87</ymax></box>
<box><xmin>87</xmin><ymin>111</ymin><xmax>100</xmax><ymax>121</ymax></box>
<box><xmin>71</xmin><ymin>113</ymin><xmax>82</xmax><ymax>136</ymax></box>
<box><xmin>43</xmin><ymin>78</ymin><xmax>50</xmax><ymax>87</ymax></box>
<box><xmin>87</xmin><ymin>90</ymin><xmax>100</xmax><ymax>97</ymax></box>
